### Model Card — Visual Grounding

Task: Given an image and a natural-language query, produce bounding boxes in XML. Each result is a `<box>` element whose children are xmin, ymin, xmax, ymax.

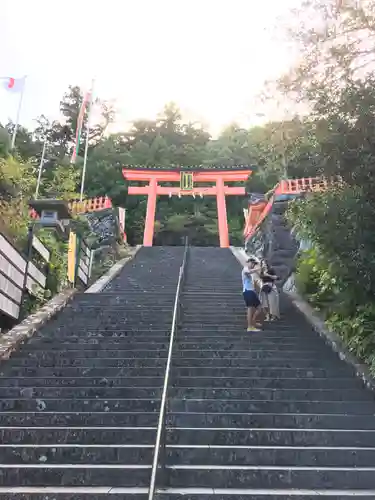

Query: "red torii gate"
<box><xmin>123</xmin><ymin>166</ymin><xmax>252</xmax><ymax>248</ymax></box>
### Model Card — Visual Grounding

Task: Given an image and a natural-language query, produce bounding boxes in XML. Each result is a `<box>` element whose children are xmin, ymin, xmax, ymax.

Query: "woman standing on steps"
<box><xmin>242</xmin><ymin>257</ymin><xmax>262</xmax><ymax>332</ymax></box>
<box><xmin>260</xmin><ymin>259</ymin><xmax>280</xmax><ymax>321</ymax></box>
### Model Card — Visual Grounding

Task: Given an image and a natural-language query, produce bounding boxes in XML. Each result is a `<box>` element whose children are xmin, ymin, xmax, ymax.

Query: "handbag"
<box><xmin>261</xmin><ymin>282</ymin><xmax>272</xmax><ymax>294</ymax></box>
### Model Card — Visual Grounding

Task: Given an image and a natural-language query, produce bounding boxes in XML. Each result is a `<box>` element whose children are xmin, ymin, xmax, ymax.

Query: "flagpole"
<box><xmin>80</xmin><ymin>79</ymin><xmax>95</xmax><ymax>202</ymax></box>
<box><xmin>11</xmin><ymin>76</ymin><xmax>26</xmax><ymax>150</ymax></box>
<box><xmin>35</xmin><ymin>134</ymin><xmax>48</xmax><ymax>199</ymax></box>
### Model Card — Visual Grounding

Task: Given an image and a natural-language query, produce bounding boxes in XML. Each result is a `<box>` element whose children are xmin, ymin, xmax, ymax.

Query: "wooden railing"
<box><xmin>30</xmin><ymin>196</ymin><xmax>112</xmax><ymax>219</ymax></box>
<box><xmin>69</xmin><ymin>196</ymin><xmax>112</xmax><ymax>215</ymax></box>
<box><xmin>275</xmin><ymin>176</ymin><xmax>342</xmax><ymax>195</ymax></box>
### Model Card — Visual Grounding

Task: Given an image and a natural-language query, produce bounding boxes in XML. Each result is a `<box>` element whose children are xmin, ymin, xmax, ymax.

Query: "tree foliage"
<box><xmin>1</xmin><ymin>83</ymin><xmax>331</xmax><ymax>251</ymax></box>
<box><xmin>277</xmin><ymin>0</ymin><xmax>375</xmax><ymax>372</ymax></box>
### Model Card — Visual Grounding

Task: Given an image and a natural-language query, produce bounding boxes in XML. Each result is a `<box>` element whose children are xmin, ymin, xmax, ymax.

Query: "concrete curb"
<box><xmin>284</xmin><ymin>284</ymin><xmax>375</xmax><ymax>391</ymax></box>
<box><xmin>85</xmin><ymin>245</ymin><xmax>141</xmax><ymax>293</ymax></box>
<box><xmin>0</xmin><ymin>288</ymin><xmax>76</xmax><ymax>361</ymax></box>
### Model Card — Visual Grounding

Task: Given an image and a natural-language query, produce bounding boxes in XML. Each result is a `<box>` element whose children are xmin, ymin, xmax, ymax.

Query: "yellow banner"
<box><xmin>67</xmin><ymin>231</ymin><xmax>77</xmax><ymax>283</ymax></box>
<box><xmin>180</xmin><ymin>171</ymin><xmax>193</xmax><ymax>191</ymax></box>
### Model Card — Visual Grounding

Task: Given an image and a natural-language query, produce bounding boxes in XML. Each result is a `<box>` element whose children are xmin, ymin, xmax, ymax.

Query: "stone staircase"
<box><xmin>0</xmin><ymin>246</ymin><xmax>185</xmax><ymax>499</ymax></box>
<box><xmin>164</xmin><ymin>247</ymin><xmax>375</xmax><ymax>499</ymax></box>
<box><xmin>0</xmin><ymin>245</ymin><xmax>375</xmax><ymax>498</ymax></box>
<box><xmin>268</xmin><ymin>200</ymin><xmax>299</xmax><ymax>286</ymax></box>
<box><xmin>245</xmin><ymin>197</ymin><xmax>299</xmax><ymax>287</ymax></box>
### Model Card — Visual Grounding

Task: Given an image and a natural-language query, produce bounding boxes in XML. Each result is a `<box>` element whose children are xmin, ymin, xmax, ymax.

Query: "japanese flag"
<box><xmin>1</xmin><ymin>77</ymin><xmax>25</xmax><ymax>93</ymax></box>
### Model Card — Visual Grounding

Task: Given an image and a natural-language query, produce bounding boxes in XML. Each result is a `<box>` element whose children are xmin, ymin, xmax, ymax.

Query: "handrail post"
<box><xmin>147</xmin><ymin>238</ymin><xmax>189</xmax><ymax>500</ymax></box>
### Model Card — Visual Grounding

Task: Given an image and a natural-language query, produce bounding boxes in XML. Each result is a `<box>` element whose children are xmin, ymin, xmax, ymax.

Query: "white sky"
<box><xmin>0</xmin><ymin>0</ymin><xmax>302</xmax><ymax>136</ymax></box>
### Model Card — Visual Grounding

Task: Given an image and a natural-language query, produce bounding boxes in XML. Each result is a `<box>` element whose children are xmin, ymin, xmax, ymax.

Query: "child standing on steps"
<box><xmin>242</xmin><ymin>257</ymin><xmax>262</xmax><ymax>332</ymax></box>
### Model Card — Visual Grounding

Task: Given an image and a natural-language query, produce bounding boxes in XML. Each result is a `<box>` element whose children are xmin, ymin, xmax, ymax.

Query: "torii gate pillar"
<box><xmin>144</xmin><ymin>177</ymin><xmax>157</xmax><ymax>246</ymax></box>
<box><xmin>216</xmin><ymin>177</ymin><xmax>229</xmax><ymax>248</ymax></box>
<box><xmin>123</xmin><ymin>168</ymin><xmax>252</xmax><ymax>247</ymax></box>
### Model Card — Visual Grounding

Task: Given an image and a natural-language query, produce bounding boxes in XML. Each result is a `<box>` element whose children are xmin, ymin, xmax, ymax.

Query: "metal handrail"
<box><xmin>148</xmin><ymin>237</ymin><xmax>189</xmax><ymax>499</ymax></box>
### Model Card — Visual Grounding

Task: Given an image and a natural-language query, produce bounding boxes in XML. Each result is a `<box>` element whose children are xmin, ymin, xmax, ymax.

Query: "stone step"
<box><xmin>0</xmin><ymin>387</ymin><xmax>163</xmax><ymax>399</ymax></box>
<box><xmin>0</xmin><ymin>377</ymin><xmax>165</xmax><ymax>387</ymax></box>
<box><xmin>0</xmin><ymin>444</ymin><xmax>154</xmax><ymax>464</ymax></box>
<box><xmin>25</xmin><ymin>341</ymin><xmax>170</xmax><ymax>350</ymax></box>
<box><xmin>184</xmin><ymin>279</ymin><xmax>239</xmax><ymax>284</ymax></box>
<box><xmin>168</xmin><ymin>398</ymin><xmax>375</xmax><ymax>415</ymax></box>
<box><xmin>172</xmin><ymin>377</ymin><xmax>362</xmax><ymax>389</ymax></box>
<box><xmin>0</xmin><ymin>398</ymin><xmax>160</xmax><ymax>412</ymax></box>
<box><xmin>55</xmin><ymin>310</ymin><xmax>175</xmax><ymax>318</ymax></box>
<box><xmin>0</xmin><ymin>493</ymin><xmax>146</xmax><ymax>500</ymax></box>
<box><xmin>2</xmin><ymin>411</ymin><xmax>375</xmax><ymax>429</ymax></box>
<box><xmin>4</xmin><ymin>427</ymin><xmax>375</xmax><ymax>447</ymax></box>
<box><xmin>73</xmin><ymin>298</ymin><xmax>177</xmax><ymax>306</ymax></box>
<box><xmin>165</xmin><ymin>428</ymin><xmax>375</xmax><ymax>447</ymax></box>
<box><xmin>168</xmin><ymin>388</ymin><xmax>371</xmax><ymax>402</ymax></box>
<box><xmin>13</xmin><ymin>350</ymin><xmax>169</xmax><ymax>360</ymax></box>
<box><xmin>103</xmin><ymin>286</ymin><xmax>177</xmax><ymax>292</ymax></box>
<box><xmin>174</xmin><ymin>336</ymin><xmax>326</xmax><ymax>344</ymax></box>
<box><xmin>0</xmin><ymin>367</ymin><xmax>168</xmax><ymax>378</ymax></box>
<box><xmin>0</xmin><ymin>387</ymin><xmax>368</xmax><ymax>402</ymax></box>
<box><xmin>184</xmin><ymin>291</ymin><xmax>240</xmax><ymax>296</ymax></box>
<box><xmin>178</xmin><ymin>327</ymin><xmax>317</xmax><ymax>334</ymax></box>
<box><xmin>32</xmin><ymin>330</ymin><xmax>172</xmax><ymax>339</ymax></box>
<box><xmin>24</xmin><ymin>339</ymin><xmax>324</xmax><ymax>350</ymax></box>
<box><xmin>171</xmin><ymin>358</ymin><xmax>346</xmax><ymax>368</ymax></box>
<box><xmin>66</xmin><ymin>305</ymin><xmax>176</xmax><ymax>311</ymax></box>
<box><xmin>39</xmin><ymin>325</ymin><xmax>315</xmax><ymax>336</ymax></box>
<box><xmin>0</xmin><ymin>376</ymin><xmax>356</xmax><ymax>390</ymax></box>
<box><xmin>41</xmin><ymin>320</ymin><xmax>173</xmax><ymax>328</ymax></box>
<box><xmin>27</xmin><ymin>332</ymin><xmax>325</xmax><ymax>343</ymax></box>
<box><xmin>5</xmin><ymin>358</ymin><xmax>168</xmax><ymax>367</ymax></box>
<box><xmin>1</xmin><ymin>366</ymin><xmax>353</xmax><ymax>379</ymax></box>
<box><xmin>1</xmin><ymin>445</ymin><xmax>375</xmax><ymax>467</ymax></box>
<box><xmin>7</xmin><ymin>356</ymin><xmax>348</xmax><ymax>369</ymax></box>
<box><xmin>0</xmin><ymin>427</ymin><xmax>156</xmax><ymax>444</ymax></box>
<box><xmin>176</xmin><ymin>331</ymin><xmax>321</xmax><ymax>339</ymax></box>
<box><xmin>172</xmin><ymin>350</ymin><xmax>337</xmax><ymax>360</ymax></box>
<box><xmin>0</xmin><ymin>412</ymin><xmax>158</xmax><ymax>427</ymax></box>
<box><xmin>171</xmin><ymin>342</ymin><xmax>342</xmax><ymax>352</ymax></box>
<box><xmin>181</xmin><ymin>303</ymin><xmax>245</xmax><ymax>308</ymax></box>
<box><xmin>183</xmin><ymin>290</ymin><xmax>240</xmax><ymax>295</ymax></box>
<box><xmin>179</xmin><ymin>312</ymin><xmax>269</xmax><ymax>318</ymax></box>
<box><xmin>3</xmin><ymin>493</ymin><xmax>375</xmax><ymax>500</ymax></box>
<box><xmin>167</xmin><ymin>445</ymin><xmax>375</xmax><ymax>467</ymax></box>
<box><xmin>167</xmin><ymin>466</ymin><xmax>375</xmax><ymax>489</ymax></box>
<box><xmin>73</xmin><ymin>292</ymin><xmax>179</xmax><ymax>300</ymax></box>
<box><xmin>0</xmin><ymin>493</ymin><xmax>144</xmax><ymax>500</ymax></box>
<box><xmin>166</xmin><ymin>412</ymin><xmax>375</xmax><ymax>430</ymax></box>
<box><xmin>48</xmin><ymin>310</ymin><xmax>176</xmax><ymax>318</ymax></box>
<box><xmin>12</xmin><ymin>349</ymin><xmax>339</xmax><ymax>362</ymax></box>
<box><xmin>0</xmin><ymin>465</ymin><xmax>151</xmax><ymax>486</ymax></box>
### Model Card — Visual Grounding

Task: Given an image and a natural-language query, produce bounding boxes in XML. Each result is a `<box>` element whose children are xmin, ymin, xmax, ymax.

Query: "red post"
<box><xmin>143</xmin><ymin>177</ymin><xmax>157</xmax><ymax>246</ymax></box>
<box><xmin>216</xmin><ymin>177</ymin><xmax>229</xmax><ymax>248</ymax></box>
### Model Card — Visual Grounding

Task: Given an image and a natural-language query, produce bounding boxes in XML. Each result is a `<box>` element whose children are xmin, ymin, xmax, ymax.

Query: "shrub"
<box><xmin>288</xmin><ymin>187</ymin><xmax>375</xmax><ymax>375</ymax></box>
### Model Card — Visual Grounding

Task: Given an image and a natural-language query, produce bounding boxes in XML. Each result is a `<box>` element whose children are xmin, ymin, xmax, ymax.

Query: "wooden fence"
<box><xmin>67</xmin><ymin>232</ymin><xmax>94</xmax><ymax>288</ymax></box>
<box><xmin>0</xmin><ymin>233</ymin><xmax>51</xmax><ymax>320</ymax></box>
<box><xmin>77</xmin><ymin>238</ymin><xmax>92</xmax><ymax>286</ymax></box>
